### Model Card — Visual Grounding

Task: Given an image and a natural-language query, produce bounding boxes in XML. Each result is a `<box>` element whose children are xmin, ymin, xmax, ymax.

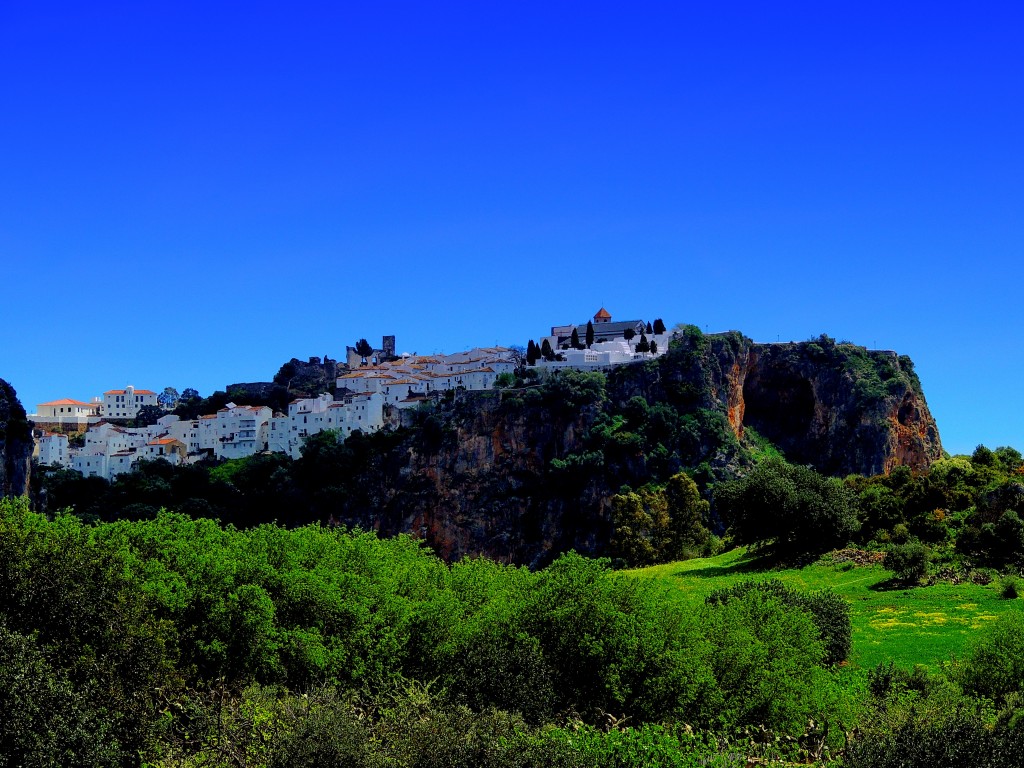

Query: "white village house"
<box><xmin>34</xmin><ymin>316</ymin><xmax>668</xmax><ymax>481</ymax></box>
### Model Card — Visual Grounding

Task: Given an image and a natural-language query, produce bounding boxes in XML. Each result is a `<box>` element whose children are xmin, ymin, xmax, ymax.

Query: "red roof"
<box><xmin>39</xmin><ymin>398</ymin><xmax>95</xmax><ymax>407</ymax></box>
<box><xmin>594</xmin><ymin>307</ymin><xmax>612</xmax><ymax>319</ymax></box>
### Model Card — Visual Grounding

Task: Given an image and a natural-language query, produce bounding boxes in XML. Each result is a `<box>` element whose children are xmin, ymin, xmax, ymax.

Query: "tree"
<box><xmin>664</xmin><ymin>472</ymin><xmax>711</xmax><ymax>558</ymax></box>
<box><xmin>650</xmin><ymin>340</ymin><xmax>658</xmax><ymax>354</ymax></box>
<box><xmin>715</xmin><ymin>457</ymin><xmax>859</xmax><ymax>560</ymax></box>
<box><xmin>653</xmin><ymin>318</ymin><xmax>666</xmax><ymax>335</ymax></box>
<box><xmin>540</xmin><ymin>339</ymin><xmax>555</xmax><ymax>361</ymax></box>
<box><xmin>157</xmin><ymin>386</ymin><xmax>180</xmax><ymax>410</ymax></box>
<box><xmin>134</xmin><ymin>404</ymin><xmax>164</xmax><ymax>428</ymax></box>
<box><xmin>569</xmin><ymin>327</ymin><xmax>583</xmax><ymax>350</ymax></box>
<box><xmin>358</xmin><ymin>337</ymin><xmax>378</xmax><ymax>364</ymax></box>
<box><xmin>507</xmin><ymin>344</ymin><xmax>527</xmax><ymax>373</ymax></box>
<box><xmin>585</xmin><ymin>321</ymin><xmax>594</xmax><ymax>349</ymax></box>
<box><xmin>526</xmin><ymin>340</ymin><xmax>539</xmax><ymax>366</ymax></box>
<box><xmin>180</xmin><ymin>387</ymin><xmax>200</xmax><ymax>403</ymax></box>
<box><xmin>636</xmin><ymin>334</ymin><xmax>650</xmax><ymax>353</ymax></box>
<box><xmin>645</xmin><ymin>321</ymin><xmax>654</xmax><ymax>334</ymax></box>
<box><xmin>623</xmin><ymin>328</ymin><xmax>636</xmax><ymax>342</ymax></box>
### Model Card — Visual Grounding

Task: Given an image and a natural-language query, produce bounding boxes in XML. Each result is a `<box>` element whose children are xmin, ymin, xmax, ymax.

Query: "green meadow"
<box><xmin>629</xmin><ymin>548</ymin><xmax>1022</xmax><ymax>671</ymax></box>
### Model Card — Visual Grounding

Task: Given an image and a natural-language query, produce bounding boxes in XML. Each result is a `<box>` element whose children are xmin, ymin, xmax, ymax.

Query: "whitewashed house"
<box><xmin>35</xmin><ymin>432</ymin><xmax>70</xmax><ymax>467</ymax></box>
<box><xmin>33</xmin><ymin>398</ymin><xmax>101</xmax><ymax>429</ymax></box>
<box><xmin>102</xmin><ymin>386</ymin><xmax>158</xmax><ymax>420</ymax></box>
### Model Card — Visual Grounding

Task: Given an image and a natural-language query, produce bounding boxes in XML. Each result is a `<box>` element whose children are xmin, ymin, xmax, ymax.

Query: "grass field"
<box><xmin>629</xmin><ymin>548</ymin><xmax>1024</xmax><ymax>671</ymax></box>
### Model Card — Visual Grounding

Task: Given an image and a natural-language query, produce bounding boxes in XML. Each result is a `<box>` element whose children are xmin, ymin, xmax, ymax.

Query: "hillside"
<box><xmin>315</xmin><ymin>329</ymin><xmax>941</xmax><ymax>565</ymax></box>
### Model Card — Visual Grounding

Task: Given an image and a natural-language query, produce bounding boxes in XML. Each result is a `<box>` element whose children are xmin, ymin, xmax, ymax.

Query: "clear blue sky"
<box><xmin>1</xmin><ymin>2</ymin><xmax>1021</xmax><ymax>457</ymax></box>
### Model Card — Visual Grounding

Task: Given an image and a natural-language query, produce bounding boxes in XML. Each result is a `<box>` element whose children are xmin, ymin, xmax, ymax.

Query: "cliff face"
<box><xmin>0</xmin><ymin>379</ymin><xmax>32</xmax><ymax>498</ymax></box>
<box><xmin>737</xmin><ymin>341</ymin><xmax>941</xmax><ymax>476</ymax></box>
<box><xmin>332</xmin><ymin>393</ymin><xmax>613</xmax><ymax>568</ymax></box>
<box><xmin>323</xmin><ymin>332</ymin><xmax>941</xmax><ymax>565</ymax></box>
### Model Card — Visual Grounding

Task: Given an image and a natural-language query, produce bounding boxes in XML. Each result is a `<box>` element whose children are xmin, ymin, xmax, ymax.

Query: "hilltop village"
<box><xmin>31</xmin><ymin>309</ymin><xmax>670</xmax><ymax>480</ymax></box>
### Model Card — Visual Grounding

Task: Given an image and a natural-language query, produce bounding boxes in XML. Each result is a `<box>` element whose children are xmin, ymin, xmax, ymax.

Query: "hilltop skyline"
<box><xmin>2</xmin><ymin>3</ymin><xmax>1022</xmax><ymax>457</ymax></box>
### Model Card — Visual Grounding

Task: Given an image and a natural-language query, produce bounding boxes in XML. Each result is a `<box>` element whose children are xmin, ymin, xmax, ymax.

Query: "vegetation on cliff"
<box><xmin>0</xmin><ymin>378</ymin><xmax>32</xmax><ymax>498</ymax></box>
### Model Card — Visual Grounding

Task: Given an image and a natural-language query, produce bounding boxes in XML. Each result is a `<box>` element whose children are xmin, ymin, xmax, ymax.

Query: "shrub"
<box><xmin>1001</xmin><ymin>575</ymin><xmax>1020</xmax><ymax>599</ymax></box>
<box><xmin>958</xmin><ymin>611</ymin><xmax>1024</xmax><ymax>706</ymax></box>
<box><xmin>884</xmin><ymin>540</ymin><xmax>928</xmax><ymax>583</ymax></box>
<box><xmin>706</xmin><ymin>580</ymin><xmax>851</xmax><ymax>665</ymax></box>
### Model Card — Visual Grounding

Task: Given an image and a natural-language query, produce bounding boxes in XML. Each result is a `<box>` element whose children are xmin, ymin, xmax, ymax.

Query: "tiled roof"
<box><xmin>39</xmin><ymin>398</ymin><xmax>95</xmax><ymax>407</ymax></box>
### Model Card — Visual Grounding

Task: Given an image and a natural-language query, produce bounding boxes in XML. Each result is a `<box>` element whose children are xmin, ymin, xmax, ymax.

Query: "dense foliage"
<box><xmin>0</xmin><ymin>497</ymin><xmax>860</xmax><ymax>766</ymax></box>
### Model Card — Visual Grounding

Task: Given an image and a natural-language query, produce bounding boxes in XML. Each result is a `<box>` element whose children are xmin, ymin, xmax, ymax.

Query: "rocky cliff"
<box><xmin>0</xmin><ymin>379</ymin><xmax>32</xmax><ymax>498</ymax></box>
<box><xmin>320</xmin><ymin>330</ymin><xmax>941</xmax><ymax>565</ymax></box>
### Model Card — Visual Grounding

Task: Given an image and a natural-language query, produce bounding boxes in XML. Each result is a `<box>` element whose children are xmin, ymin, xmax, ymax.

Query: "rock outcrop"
<box><xmin>0</xmin><ymin>379</ymin><xmax>32</xmax><ymax>498</ymax></box>
<box><xmin>321</xmin><ymin>330</ymin><xmax>941</xmax><ymax>565</ymax></box>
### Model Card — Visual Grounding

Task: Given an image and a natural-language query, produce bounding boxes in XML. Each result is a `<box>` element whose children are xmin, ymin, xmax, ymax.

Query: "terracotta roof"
<box><xmin>147</xmin><ymin>438</ymin><xmax>180</xmax><ymax>446</ymax></box>
<box><xmin>39</xmin><ymin>398</ymin><xmax>95</xmax><ymax>407</ymax></box>
<box><xmin>594</xmin><ymin>307</ymin><xmax>612</xmax><ymax>319</ymax></box>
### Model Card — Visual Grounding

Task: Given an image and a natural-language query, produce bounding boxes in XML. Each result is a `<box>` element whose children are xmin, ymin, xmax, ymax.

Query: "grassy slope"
<box><xmin>629</xmin><ymin>549</ymin><xmax>1022</xmax><ymax>671</ymax></box>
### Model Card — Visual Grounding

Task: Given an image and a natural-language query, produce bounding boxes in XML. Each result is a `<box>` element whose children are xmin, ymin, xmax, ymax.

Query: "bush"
<box><xmin>706</xmin><ymin>580</ymin><xmax>851</xmax><ymax>665</ymax></box>
<box><xmin>1001</xmin><ymin>575</ymin><xmax>1020</xmax><ymax>599</ymax></box>
<box><xmin>884</xmin><ymin>540</ymin><xmax>928</xmax><ymax>583</ymax></box>
<box><xmin>844</xmin><ymin>715</ymin><xmax>1024</xmax><ymax>768</ymax></box>
<box><xmin>958</xmin><ymin>611</ymin><xmax>1024</xmax><ymax>706</ymax></box>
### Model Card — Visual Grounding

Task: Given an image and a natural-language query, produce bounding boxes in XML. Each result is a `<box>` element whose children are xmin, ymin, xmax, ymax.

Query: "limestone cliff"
<box><xmin>737</xmin><ymin>339</ymin><xmax>941</xmax><ymax>476</ymax></box>
<box><xmin>0</xmin><ymin>379</ymin><xmax>32</xmax><ymax>498</ymax></box>
<box><xmin>320</xmin><ymin>330</ymin><xmax>941</xmax><ymax>565</ymax></box>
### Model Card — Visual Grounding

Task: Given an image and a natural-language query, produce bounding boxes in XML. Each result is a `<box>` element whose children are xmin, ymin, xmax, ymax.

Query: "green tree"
<box><xmin>570</xmin><ymin>327</ymin><xmax>583</xmax><ymax>350</ymax></box>
<box><xmin>134</xmin><ymin>404</ymin><xmax>164</xmax><ymax>427</ymax></box>
<box><xmin>586</xmin><ymin>320</ymin><xmax>595</xmax><ymax>349</ymax></box>
<box><xmin>716</xmin><ymin>457</ymin><xmax>859</xmax><ymax>559</ymax></box>
<box><xmin>645</xmin><ymin>321</ymin><xmax>653</xmax><ymax>334</ymax></box>
<box><xmin>623</xmin><ymin>328</ymin><xmax>636</xmax><ymax>342</ymax></box>
<box><xmin>526</xmin><ymin>340</ymin><xmax>539</xmax><ymax>366</ymax></box>
<box><xmin>664</xmin><ymin>472</ymin><xmax>711</xmax><ymax>558</ymax></box>
<box><xmin>635</xmin><ymin>333</ymin><xmax>650</xmax><ymax>353</ymax></box>
<box><xmin>652</xmin><ymin>318</ymin><xmax>666</xmax><ymax>334</ymax></box>
<box><xmin>355</xmin><ymin>338</ymin><xmax>374</xmax><ymax>364</ymax></box>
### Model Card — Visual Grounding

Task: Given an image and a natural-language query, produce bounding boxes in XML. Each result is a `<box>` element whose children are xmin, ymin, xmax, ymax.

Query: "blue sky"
<box><xmin>1</xmin><ymin>2</ymin><xmax>1021</xmax><ymax>457</ymax></box>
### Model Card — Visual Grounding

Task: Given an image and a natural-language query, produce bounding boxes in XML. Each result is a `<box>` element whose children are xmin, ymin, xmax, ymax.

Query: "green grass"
<box><xmin>628</xmin><ymin>548</ymin><xmax>1022</xmax><ymax>671</ymax></box>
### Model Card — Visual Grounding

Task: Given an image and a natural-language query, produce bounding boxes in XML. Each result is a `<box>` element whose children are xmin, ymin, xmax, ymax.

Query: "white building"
<box><xmin>537</xmin><ymin>309</ymin><xmax>669</xmax><ymax>369</ymax></box>
<box><xmin>35</xmin><ymin>432</ymin><xmax>70</xmax><ymax>467</ymax></box>
<box><xmin>215</xmin><ymin>404</ymin><xmax>272</xmax><ymax>460</ymax></box>
<box><xmin>32</xmin><ymin>398</ymin><xmax>101</xmax><ymax>429</ymax></box>
<box><xmin>336</xmin><ymin>347</ymin><xmax>517</xmax><ymax>401</ymax></box>
<box><xmin>270</xmin><ymin>392</ymin><xmax>386</xmax><ymax>459</ymax></box>
<box><xmin>102</xmin><ymin>386</ymin><xmax>158</xmax><ymax>420</ymax></box>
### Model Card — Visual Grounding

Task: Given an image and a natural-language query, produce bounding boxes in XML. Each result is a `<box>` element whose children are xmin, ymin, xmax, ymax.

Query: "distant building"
<box><xmin>34</xmin><ymin>431</ymin><xmax>70</xmax><ymax>467</ymax></box>
<box><xmin>102</xmin><ymin>386</ymin><xmax>158</xmax><ymax>420</ymax></box>
<box><xmin>537</xmin><ymin>308</ymin><xmax>668</xmax><ymax>368</ymax></box>
<box><xmin>33</xmin><ymin>398</ymin><xmax>101</xmax><ymax>429</ymax></box>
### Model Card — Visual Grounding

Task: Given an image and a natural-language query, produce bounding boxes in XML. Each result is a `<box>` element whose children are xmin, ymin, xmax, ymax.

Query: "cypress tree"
<box><xmin>586</xmin><ymin>321</ymin><xmax>595</xmax><ymax>349</ymax></box>
<box><xmin>526</xmin><ymin>340</ymin><xmax>539</xmax><ymax>366</ymax></box>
